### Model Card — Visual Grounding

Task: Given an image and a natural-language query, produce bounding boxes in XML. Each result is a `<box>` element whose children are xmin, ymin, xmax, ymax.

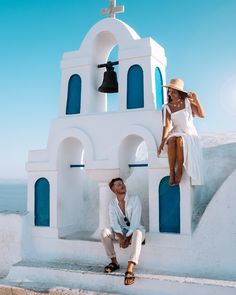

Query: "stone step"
<box><xmin>2</xmin><ymin>260</ymin><xmax>236</xmax><ymax>295</ymax></box>
<box><xmin>0</xmin><ymin>282</ymin><xmax>116</xmax><ymax>295</ymax></box>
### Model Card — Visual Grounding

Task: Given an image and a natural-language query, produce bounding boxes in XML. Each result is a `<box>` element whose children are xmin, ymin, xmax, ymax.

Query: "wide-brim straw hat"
<box><xmin>162</xmin><ymin>78</ymin><xmax>188</xmax><ymax>94</ymax></box>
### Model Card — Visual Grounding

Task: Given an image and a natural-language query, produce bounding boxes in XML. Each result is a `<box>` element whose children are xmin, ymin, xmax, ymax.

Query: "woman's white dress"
<box><xmin>163</xmin><ymin>99</ymin><xmax>204</xmax><ymax>185</ymax></box>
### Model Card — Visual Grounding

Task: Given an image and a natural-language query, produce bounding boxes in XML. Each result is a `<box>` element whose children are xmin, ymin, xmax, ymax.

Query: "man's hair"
<box><xmin>109</xmin><ymin>177</ymin><xmax>123</xmax><ymax>190</ymax></box>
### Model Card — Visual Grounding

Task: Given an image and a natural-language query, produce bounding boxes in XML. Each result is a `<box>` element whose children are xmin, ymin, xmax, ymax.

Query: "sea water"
<box><xmin>0</xmin><ymin>180</ymin><xmax>27</xmax><ymax>212</ymax></box>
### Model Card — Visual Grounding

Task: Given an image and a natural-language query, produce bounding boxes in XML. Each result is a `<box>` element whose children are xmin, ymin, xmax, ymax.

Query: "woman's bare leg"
<box><xmin>167</xmin><ymin>137</ymin><xmax>177</xmax><ymax>185</ymax></box>
<box><xmin>175</xmin><ymin>137</ymin><xmax>184</xmax><ymax>184</ymax></box>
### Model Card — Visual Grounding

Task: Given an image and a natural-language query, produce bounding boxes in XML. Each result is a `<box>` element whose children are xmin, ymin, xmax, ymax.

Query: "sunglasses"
<box><xmin>124</xmin><ymin>217</ymin><xmax>130</xmax><ymax>227</ymax></box>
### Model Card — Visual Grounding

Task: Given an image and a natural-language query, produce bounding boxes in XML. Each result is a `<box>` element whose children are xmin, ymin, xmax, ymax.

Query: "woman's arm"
<box><xmin>188</xmin><ymin>92</ymin><xmax>205</xmax><ymax>118</ymax></box>
<box><xmin>157</xmin><ymin>110</ymin><xmax>171</xmax><ymax>156</ymax></box>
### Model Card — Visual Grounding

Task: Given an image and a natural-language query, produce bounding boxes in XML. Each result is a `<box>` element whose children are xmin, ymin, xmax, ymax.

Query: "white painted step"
<box><xmin>0</xmin><ymin>281</ymin><xmax>116</xmax><ymax>295</ymax></box>
<box><xmin>4</xmin><ymin>260</ymin><xmax>236</xmax><ymax>295</ymax></box>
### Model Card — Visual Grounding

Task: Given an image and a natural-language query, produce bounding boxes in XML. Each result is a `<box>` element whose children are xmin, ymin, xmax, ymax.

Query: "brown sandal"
<box><xmin>124</xmin><ymin>271</ymin><xmax>135</xmax><ymax>285</ymax></box>
<box><xmin>104</xmin><ymin>262</ymin><xmax>120</xmax><ymax>273</ymax></box>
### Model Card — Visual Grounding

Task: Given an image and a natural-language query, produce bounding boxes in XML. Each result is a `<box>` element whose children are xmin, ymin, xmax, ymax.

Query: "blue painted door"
<box><xmin>155</xmin><ymin>67</ymin><xmax>164</xmax><ymax>110</ymax></box>
<box><xmin>127</xmin><ymin>65</ymin><xmax>144</xmax><ymax>109</ymax></box>
<box><xmin>159</xmin><ymin>176</ymin><xmax>180</xmax><ymax>233</ymax></box>
<box><xmin>35</xmin><ymin>178</ymin><xmax>50</xmax><ymax>226</ymax></box>
<box><xmin>66</xmin><ymin>74</ymin><xmax>81</xmax><ymax>114</ymax></box>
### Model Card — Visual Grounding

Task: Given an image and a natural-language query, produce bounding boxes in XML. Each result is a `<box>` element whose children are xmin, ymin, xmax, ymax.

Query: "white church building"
<box><xmin>1</xmin><ymin>1</ymin><xmax>236</xmax><ymax>294</ymax></box>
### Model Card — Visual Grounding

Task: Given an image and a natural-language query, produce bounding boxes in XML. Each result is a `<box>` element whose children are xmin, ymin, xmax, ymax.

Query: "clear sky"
<box><xmin>0</xmin><ymin>0</ymin><xmax>236</xmax><ymax>179</ymax></box>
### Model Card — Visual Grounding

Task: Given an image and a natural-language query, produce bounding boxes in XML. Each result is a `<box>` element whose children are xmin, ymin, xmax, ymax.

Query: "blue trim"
<box><xmin>35</xmin><ymin>177</ymin><xmax>50</xmax><ymax>226</ymax></box>
<box><xmin>128</xmin><ymin>164</ymin><xmax>148</xmax><ymax>167</ymax></box>
<box><xmin>127</xmin><ymin>65</ymin><xmax>144</xmax><ymax>109</ymax></box>
<box><xmin>70</xmin><ymin>164</ymin><xmax>85</xmax><ymax>168</ymax></box>
<box><xmin>155</xmin><ymin>67</ymin><xmax>164</xmax><ymax>110</ymax></box>
<box><xmin>66</xmin><ymin>74</ymin><xmax>81</xmax><ymax>115</ymax></box>
<box><xmin>159</xmin><ymin>176</ymin><xmax>180</xmax><ymax>233</ymax></box>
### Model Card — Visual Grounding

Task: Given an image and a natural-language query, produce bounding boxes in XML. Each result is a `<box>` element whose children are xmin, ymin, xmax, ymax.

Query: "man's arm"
<box><xmin>109</xmin><ymin>203</ymin><xmax>123</xmax><ymax>235</ymax></box>
<box><xmin>126</xmin><ymin>195</ymin><xmax>142</xmax><ymax>237</ymax></box>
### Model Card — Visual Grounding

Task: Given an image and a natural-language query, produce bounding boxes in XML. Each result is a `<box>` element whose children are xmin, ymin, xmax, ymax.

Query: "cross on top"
<box><xmin>101</xmin><ymin>0</ymin><xmax>124</xmax><ymax>18</ymax></box>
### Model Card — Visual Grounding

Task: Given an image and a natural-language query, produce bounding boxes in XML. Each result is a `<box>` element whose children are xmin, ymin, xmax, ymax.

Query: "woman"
<box><xmin>157</xmin><ymin>78</ymin><xmax>205</xmax><ymax>186</ymax></box>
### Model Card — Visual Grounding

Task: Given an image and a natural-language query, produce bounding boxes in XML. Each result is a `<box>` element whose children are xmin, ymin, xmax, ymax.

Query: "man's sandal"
<box><xmin>124</xmin><ymin>271</ymin><xmax>135</xmax><ymax>285</ymax></box>
<box><xmin>104</xmin><ymin>262</ymin><xmax>120</xmax><ymax>273</ymax></box>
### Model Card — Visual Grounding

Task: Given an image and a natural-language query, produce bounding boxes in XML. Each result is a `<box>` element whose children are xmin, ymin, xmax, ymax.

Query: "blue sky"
<box><xmin>0</xmin><ymin>0</ymin><xmax>236</xmax><ymax>179</ymax></box>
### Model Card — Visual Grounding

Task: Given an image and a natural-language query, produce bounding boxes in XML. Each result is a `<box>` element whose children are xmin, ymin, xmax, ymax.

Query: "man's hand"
<box><xmin>116</xmin><ymin>234</ymin><xmax>132</xmax><ymax>248</ymax></box>
<box><xmin>119</xmin><ymin>236</ymin><xmax>126</xmax><ymax>248</ymax></box>
<box><xmin>123</xmin><ymin>235</ymin><xmax>132</xmax><ymax>248</ymax></box>
<box><xmin>115</xmin><ymin>233</ymin><xmax>126</xmax><ymax>248</ymax></box>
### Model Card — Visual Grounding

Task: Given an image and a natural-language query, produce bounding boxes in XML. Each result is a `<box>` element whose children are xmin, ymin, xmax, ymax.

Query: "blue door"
<box><xmin>127</xmin><ymin>65</ymin><xmax>144</xmax><ymax>109</ymax></box>
<box><xmin>159</xmin><ymin>176</ymin><xmax>180</xmax><ymax>233</ymax></box>
<box><xmin>155</xmin><ymin>67</ymin><xmax>164</xmax><ymax>110</ymax></box>
<box><xmin>35</xmin><ymin>178</ymin><xmax>50</xmax><ymax>226</ymax></box>
<box><xmin>66</xmin><ymin>74</ymin><xmax>81</xmax><ymax>114</ymax></box>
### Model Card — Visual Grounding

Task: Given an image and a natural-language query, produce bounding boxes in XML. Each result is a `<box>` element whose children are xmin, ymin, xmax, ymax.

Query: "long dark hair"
<box><xmin>168</xmin><ymin>89</ymin><xmax>188</xmax><ymax>103</ymax></box>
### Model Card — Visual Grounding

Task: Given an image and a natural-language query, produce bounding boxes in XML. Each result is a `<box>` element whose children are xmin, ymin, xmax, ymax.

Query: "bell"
<box><xmin>98</xmin><ymin>70</ymin><xmax>118</xmax><ymax>93</ymax></box>
<box><xmin>98</xmin><ymin>61</ymin><xmax>119</xmax><ymax>93</ymax></box>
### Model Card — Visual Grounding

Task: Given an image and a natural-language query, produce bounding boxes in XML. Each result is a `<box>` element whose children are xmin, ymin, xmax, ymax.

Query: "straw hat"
<box><xmin>163</xmin><ymin>78</ymin><xmax>188</xmax><ymax>93</ymax></box>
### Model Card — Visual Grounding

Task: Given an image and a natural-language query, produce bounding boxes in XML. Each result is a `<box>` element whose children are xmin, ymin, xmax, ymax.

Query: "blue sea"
<box><xmin>0</xmin><ymin>180</ymin><xmax>27</xmax><ymax>212</ymax></box>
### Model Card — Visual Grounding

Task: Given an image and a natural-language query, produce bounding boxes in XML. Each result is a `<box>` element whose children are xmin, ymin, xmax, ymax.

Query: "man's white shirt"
<box><xmin>108</xmin><ymin>193</ymin><xmax>145</xmax><ymax>237</ymax></box>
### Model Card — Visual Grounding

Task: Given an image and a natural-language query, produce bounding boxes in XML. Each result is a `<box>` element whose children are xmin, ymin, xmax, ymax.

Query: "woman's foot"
<box><xmin>169</xmin><ymin>172</ymin><xmax>175</xmax><ymax>186</ymax></box>
<box><xmin>175</xmin><ymin>168</ymin><xmax>183</xmax><ymax>184</ymax></box>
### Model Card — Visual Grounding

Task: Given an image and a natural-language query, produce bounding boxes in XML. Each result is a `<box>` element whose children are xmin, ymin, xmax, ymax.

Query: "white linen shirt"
<box><xmin>108</xmin><ymin>193</ymin><xmax>145</xmax><ymax>237</ymax></box>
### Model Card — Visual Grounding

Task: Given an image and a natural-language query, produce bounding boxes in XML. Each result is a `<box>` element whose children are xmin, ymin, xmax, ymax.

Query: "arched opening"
<box><xmin>66</xmin><ymin>74</ymin><xmax>81</xmax><ymax>115</ymax></box>
<box><xmin>155</xmin><ymin>67</ymin><xmax>164</xmax><ymax>110</ymax></box>
<box><xmin>159</xmin><ymin>176</ymin><xmax>180</xmax><ymax>233</ymax></box>
<box><xmin>106</xmin><ymin>45</ymin><xmax>119</xmax><ymax>112</ymax></box>
<box><xmin>34</xmin><ymin>177</ymin><xmax>50</xmax><ymax>226</ymax></box>
<box><xmin>127</xmin><ymin>65</ymin><xmax>144</xmax><ymax>109</ymax></box>
<box><xmin>57</xmin><ymin>137</ymin><xmax>99</xmax><ymax>239</ymax></box>
<box><xmin>93</xmin><ymin>31</ymin><xmax>117</xmax><ymax>113</ymax></box>
<box><xmin>119</xmin><ymin>136</ymin><xmax>149</xmax><ymax>231</ymax></box>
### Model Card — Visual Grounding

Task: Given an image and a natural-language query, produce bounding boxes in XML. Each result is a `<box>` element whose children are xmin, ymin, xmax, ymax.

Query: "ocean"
<box><xmin>0</xmin><ymin>180</ymin><xmax>27</xmax><ymax>213</ymax></box>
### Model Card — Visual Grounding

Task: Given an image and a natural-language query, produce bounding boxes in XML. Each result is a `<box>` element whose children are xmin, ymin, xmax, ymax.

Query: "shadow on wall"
<box><xmin>192</xmin><ymin>143</ymin><xmax>236</xmax><ymax>227</ymax></box>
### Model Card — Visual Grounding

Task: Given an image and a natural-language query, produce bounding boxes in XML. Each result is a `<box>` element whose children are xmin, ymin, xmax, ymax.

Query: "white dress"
<box><xmin>162</xmin><ymin>99</ymin><xmax>204</xmax><ymax>185</ymax></box>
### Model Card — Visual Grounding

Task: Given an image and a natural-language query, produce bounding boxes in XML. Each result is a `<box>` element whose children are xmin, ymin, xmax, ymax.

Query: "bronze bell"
<box><xmin>97</xmin><ymin>61</ymin><xmax>119</xmax><ymax>93</ymax></box>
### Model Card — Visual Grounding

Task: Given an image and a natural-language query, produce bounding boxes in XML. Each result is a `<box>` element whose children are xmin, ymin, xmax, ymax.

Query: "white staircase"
<box><xmin>1</xmin><ymin>260</ymin><xmax>236</xmax><ymax>295</ymax></box>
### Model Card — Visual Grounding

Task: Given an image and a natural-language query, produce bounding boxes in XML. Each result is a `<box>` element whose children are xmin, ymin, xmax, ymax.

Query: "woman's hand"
<box><xmin>187</xmin><ymin>92</ymin><xmax>199</xmax><ymax>106</ymax></box>
<box><xmin>157</xmin><ymin>141</ymin><xmax>165</xmax><ymax>157</ymax></box>
<box><xmin>187</xmin><ymin>91</ymin><xmax>205</xmax><ymax>118</ymax></box>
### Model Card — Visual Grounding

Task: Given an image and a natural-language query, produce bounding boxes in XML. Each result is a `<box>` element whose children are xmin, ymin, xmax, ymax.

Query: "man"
<box><xmin>101</xmin><ymin>177</ymin><xmax>145</xmax><ymax>285</ymax></box>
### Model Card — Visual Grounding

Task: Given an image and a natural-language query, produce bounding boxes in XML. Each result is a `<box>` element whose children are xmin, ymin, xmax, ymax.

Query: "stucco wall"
<box><xmin>0</xmin><ymin>213</ymin><xmax>26</xmax><ymax>277</ymax></box>
<box><xmin>192</xmin><ymin>143</ymin><xmax>236</xmax><ymax>227</ymax></box>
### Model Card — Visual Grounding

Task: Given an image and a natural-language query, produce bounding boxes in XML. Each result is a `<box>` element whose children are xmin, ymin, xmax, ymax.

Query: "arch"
<box><xmin>57</xmin><ymin>137</ymin><xmax>99</xmax><ymax>238</ymax></box>
<box><xmin>79</xmin><ymin>18</ymin><xmax>140</xmax><ymax>56</ymax></box>
<box><xmin>127</xmin><ymin>65</ymin><xmax>144</xmax><ymax>109</ymax></box>
<box><xmin>118</xmin><ymin>133</ymin><xmax>149</xmax><ymax>231</ymax></box>
<box><xmin>66</xmin><ymin>74</ymin><xmax>81</xmax><ymax>115</ymax></box>
<box><xmin>34</xmin><ymin>177</ymin><xmax>50</xmax><ymax>226</ymax></box>
<box><xmin>159</xmin><ymin>176</ymin><xmax>180</xmax><ymax>233</ymax></box>
<box><xmin>155</xmin><ymin>67</ymin><xmax>164</xmax><ymax>110</ymax></box>
<box><xmin>119</xmin><ymin>125</ymin><xmax>157</xmax><ymax>158</ymax></box>
<box><xmin>118</xmin><ymin>125</ymin><xmax>157</xmax><ymax>179</ymax></box>
<box><xmin>48</xmin><ymin>127</ymin><xmax>94</xmax><ymax>169</ymax></box>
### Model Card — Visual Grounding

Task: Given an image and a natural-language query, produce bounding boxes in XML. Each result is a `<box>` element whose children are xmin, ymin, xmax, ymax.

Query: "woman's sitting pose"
<box><xmin>158</xmin><ymin>78</ymin><xmax>205</xmax><ymax>186</ymax></box>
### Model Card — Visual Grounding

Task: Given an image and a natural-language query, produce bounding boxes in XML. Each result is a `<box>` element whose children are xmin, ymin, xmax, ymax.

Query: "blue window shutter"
<box><xmin>155</xmin><ymin>67</ymin><xmax>164</xmax><ymax>110</ymax></box>
<box><xmin>66</xmin><ymin>74</ymin><xmax>81</xmax><ymax>114</ymax></box>
<box><xmin>159</xmin><ymin>176</ymin><xmax>180</xmax><ymax>233</ymax></box>
<box><xmin>35</xmin><ymin>178</ymin><xmax>50</xmax><ymax>226</ymax></box>
<box><xmin>127</xmin><ymin>65</ymin><xmax>144</xmax><ymax>109</ymax></box>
